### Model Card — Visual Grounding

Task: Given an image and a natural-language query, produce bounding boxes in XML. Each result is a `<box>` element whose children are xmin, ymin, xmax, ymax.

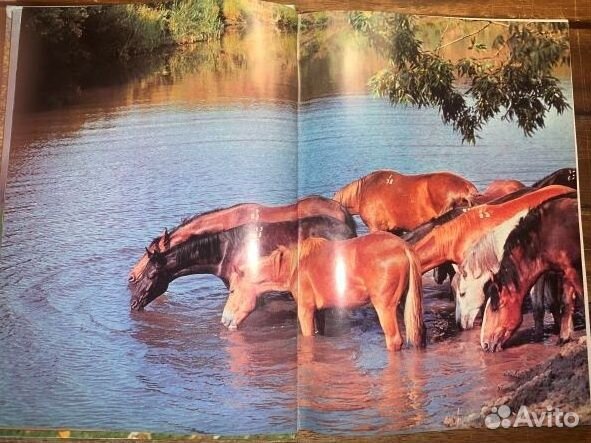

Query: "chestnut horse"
<box><xmin>412</xmin><ymin>185</ymin><xmax>574</xmax><ymax>273</ymax></box>
<box><xmin>128</xmin><ymin>196</ymin><xmax>355</xmax><ymax>284</ymax></box>
<box><xmin>224</xmin><ymin>232</ymin><xmax>425</xmax><ymax>351</ymax></box>
<box><xmin>480</xmin><ymin>196</ymin><xmax>582</xmax><ymax>351</ymax></box>
<box><xmin>333</xmin><ymin>170</ymin><xmax>478</xmax><ymax>233</ymax></box>
<box><xmin>128</xmin><ymin>215</ymin><xmax>356</xmax><ymax>311</ymax></box>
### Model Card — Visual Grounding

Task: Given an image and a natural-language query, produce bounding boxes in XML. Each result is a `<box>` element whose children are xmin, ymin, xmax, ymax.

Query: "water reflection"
<box><xmin>297</xmin><ymin>289</ymin><xmax>566</xmax><ymax>434</ymax></box>
<box><xmin>14</xmin><ymin>27</ymin><xmax>297</xmax><ymax>147</ymax></box>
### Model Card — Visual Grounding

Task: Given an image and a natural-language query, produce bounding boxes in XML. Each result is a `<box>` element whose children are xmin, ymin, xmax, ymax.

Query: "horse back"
<box><xmin>298</xmin><ymin>232</ymin><xmax>412</xmax><ymax>308</ymax></box>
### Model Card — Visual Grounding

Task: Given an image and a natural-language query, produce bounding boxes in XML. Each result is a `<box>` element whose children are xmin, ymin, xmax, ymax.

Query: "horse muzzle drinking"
<box><xmin>128</xmin><ymin>269</ymin><xmax>170</xmax><ymax>311</ymax></box>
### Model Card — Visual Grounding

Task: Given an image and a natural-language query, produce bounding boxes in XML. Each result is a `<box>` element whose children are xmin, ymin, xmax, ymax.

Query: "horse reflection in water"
<box><xmin>129</xmin><ymin>299</ymin><xmax>298</xmax><ymax>420</ymax></box>
<box><xmin>297</xmin><ymin>337</ymin><xmax>428</xmax><ymax>431</ymax></box>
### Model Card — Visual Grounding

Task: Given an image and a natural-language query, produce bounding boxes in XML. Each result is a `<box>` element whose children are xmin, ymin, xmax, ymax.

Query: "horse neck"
<box><xmin>501</xmin><ymin>251</ymin><xmax>546</xmax><ymax>303</ymax></box>
<box><xmin>165</xmin><ymin>232</ymin><xmax>228</xmax><ymax>280</ymax></box>
<box><xmin>335</xmin><ymin>179</ymin><xmax>362</xmax><ymax>214</ymax></box>
<box><xmin>413</xmin><ymin>230</ymin><xmax>453</xmax><ymax>273</ymax></box>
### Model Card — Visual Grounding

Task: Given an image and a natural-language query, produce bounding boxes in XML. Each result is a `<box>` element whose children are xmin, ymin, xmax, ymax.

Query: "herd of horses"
<box><xmin>128</xmin><ymin>168</ymin><xmax>583</xmax><ymax>353</ymax></box>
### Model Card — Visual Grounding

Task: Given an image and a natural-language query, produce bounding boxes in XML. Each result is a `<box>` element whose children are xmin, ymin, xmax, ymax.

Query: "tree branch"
<box><xmin>434</xmin><ymin>21</ymin><xmax>492</xmax><ymax>51</ymax></box>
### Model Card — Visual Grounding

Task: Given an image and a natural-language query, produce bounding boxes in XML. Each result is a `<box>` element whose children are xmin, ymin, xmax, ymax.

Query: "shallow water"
<box><xmin>0</xmin><ymin>20</ymin><xmax>584</xmax><ymax>436</ymax></box>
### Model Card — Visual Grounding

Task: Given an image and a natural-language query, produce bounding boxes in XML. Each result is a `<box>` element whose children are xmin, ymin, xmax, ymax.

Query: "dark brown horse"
<box><xmin>225</xmin><ymin>233</ymin><xmax>425</xmax><ymax>351</ymax></box>
<box><xmin>128</xmin><ymin>215</ymin><xmax>356</xmax><ymax>311</ymax></box>
<box><xmin>128</xmin><ymin>196</ymin><xmax>355</xmax><ymax>284</ymax></box>
<box><xmin>333</xmin><ymin>170</ymin><xmax>478</xmax><ymax>233</ymax></box>
<box><xmin>480</xmin><ymin>196</ymin><xmax>582</xmax><ymax>352</ymax></box>
<box><xmin>532</xmin><ymin>167</ymin><xmax>577</xmax><ymax>189</ymax></box>
<box><xmin>412</xmin><ymin>185</ymin><xmax>574</xmax><ymax>273</ymax></box>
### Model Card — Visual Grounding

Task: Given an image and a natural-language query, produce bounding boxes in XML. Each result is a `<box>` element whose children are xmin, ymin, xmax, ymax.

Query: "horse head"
<box><xmin>480</xmin><ymin>276</ymin><xmax>523</xmax><ymax>352</ymax></box>
<box><xmin>221</xmin><ymin>245</ymin><xmax>294</xmax><ymax>330</ymax></box>
<box><xmin>129</xmin><ymin>238</ymin><xmax>172</xmax><ymax>311</ymax></box>
<box><xmin>128</xmin><ymin>228</ymin><xmax>171</xmax><ymax>286</ymax></box>
<box><xmin>455</xmin><ymin>263</ymin><xmax>489</xmax><ymax>330</ymax></box>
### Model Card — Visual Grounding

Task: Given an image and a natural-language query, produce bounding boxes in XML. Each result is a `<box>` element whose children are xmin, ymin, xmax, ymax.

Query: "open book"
<box><xmin>0</xmin><ymin>1</ymin><xmax>588</xmax><ymax>438</ymax></box>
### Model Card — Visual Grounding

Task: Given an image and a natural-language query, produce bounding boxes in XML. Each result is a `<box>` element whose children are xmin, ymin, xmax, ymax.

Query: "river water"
<box><xmin>0</xmin><ymin>17</ymin><xmax>583</xmax><ymax>436</ymax></box>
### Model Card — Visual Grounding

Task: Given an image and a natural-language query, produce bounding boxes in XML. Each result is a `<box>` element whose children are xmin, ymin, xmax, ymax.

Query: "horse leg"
<box><xmin>531</xmin><ymin>277</ymin><xmax>545</xmax><ymax>342</ymax></box>
<box><xmin>557</xmin><ymin>285</ymin><xmax>576</xmax><ymax>345</ymax></box>
<box><xmin>547</xmin><ymin>273</ymin><xmax>563</xmax><ymax>335</ymax></box>
<box><xmin>298</xmin><ymin>305</ymin><xmax>316</xmax><ymax>336</ymax></box>
<box><xmin>374</xmin><ymin>305</ymin><xmax>403</xmax><ymax>351</ymax></box>
<box><xmin>314</xmin><ymin>310</ymin><xmax>326</xmax><ymax>335</ymax></box>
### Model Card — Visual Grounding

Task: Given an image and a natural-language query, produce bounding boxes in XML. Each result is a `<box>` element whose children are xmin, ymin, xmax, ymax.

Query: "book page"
<box><xmin>297</xmin><ymin>11</ymin><xmax>589</xmax><ymax>435</ymax></box>
<box><xmin>0</xmin><ymin>1</ymin><xmax>299</xmax><ymax>437</ymax></box>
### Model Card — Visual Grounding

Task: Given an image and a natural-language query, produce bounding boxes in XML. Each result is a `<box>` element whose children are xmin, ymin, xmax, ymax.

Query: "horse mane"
<box><xmin>298</xmin><ymin>237</ymin><xmax>328</xmax><ymax>262</ymax></box>
<box><xmin>485</xmin><ymin>187</ymin><xmax>532</xmax><ymax>205</ymax></box>
<box><xmin>403</xmin><ymin>207</ymin><xmax>467</xmax><ymax>244</ymax></box>
<box><xmin>462</xmin><ymin>232</ymin><xmax>499</xmax><ymax>278</ymax></box>
<box><xmin>265</xmin><ymin>237</ymin><xmax>328</xmax><ymax>284</ymax></box>
<box><xmin>169</xmin><ymin>231</ymin><xmax>225</xmax><ymax>267</ymax></box>
<box><xmin>333</xmin><ymin>178</ymin><xmax>362</xmax><ymax>212</ymax></box>
<box><xmin>494</xmin><ymin>193</ymin><xmax>577</xmax><ymax>293</ymax></box>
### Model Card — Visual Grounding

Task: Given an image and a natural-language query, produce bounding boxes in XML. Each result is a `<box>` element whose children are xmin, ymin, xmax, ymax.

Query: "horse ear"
<box><xmin>163</xmin><ymin>228</ymin><xmax>170</xmax><ymax>246</ymax></box>
<box><xmin>145</xmin><ymin>247</ymin><xmax>153</xmax><ymax>258</ymax></box>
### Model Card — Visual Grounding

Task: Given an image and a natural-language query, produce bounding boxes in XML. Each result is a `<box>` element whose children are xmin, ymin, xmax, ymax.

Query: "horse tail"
<box><xmin>403</xmin><ymin>247</ymin><xmax>426</xmax><ymax>348</ymax></box>
<box><xmin>342</xmin><ymin>208</ymin><xmax>357</xmax><ymax>237</ymax></box>
<box><xmin>333</xmin><ymin>179</ymin><xmax>362</xmax><ymax>214</ymax></box>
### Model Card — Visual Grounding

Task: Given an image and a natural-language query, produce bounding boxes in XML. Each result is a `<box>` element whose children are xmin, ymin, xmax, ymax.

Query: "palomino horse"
<box><xmin>480</xmin><ymin>196</ymin><xmax>582</xmax><ymax>351</ymax></box>
<box><xmin>128</xmin><ymin>196</ymin><xmax>356</xmax><ymax>284</ymax></box>
<box><xmin>454</xmin><ymin>181</ymin><xmax>577</xmax><ymax>330</ymax></box>
<box><xmin>224</xmin><ymin>232</ymin><xmax>425</xmax><ymax>351</ymax></box>
<box><xmin>532</xmin><ymin>167</ymin><xmax>577</xmax><ymax>189</ymax></box>
<box><xmin>453</xmin><ymin>209</ymin><xmax>530</xmax><ymax>329</ymax></box>
<box><xmin>412</xmin><ymin>185</ymin><xmax>574</xmax><ymax>273</ymax></box>
<box><xmin>128</xmin><ymin>215</ymin><xmax>356</xmax><ymax>311</ymax></box>
<box><xmin>333</xmin><ymin>170</ymin><xmax>478</xmax><ymax>233</ymax></box>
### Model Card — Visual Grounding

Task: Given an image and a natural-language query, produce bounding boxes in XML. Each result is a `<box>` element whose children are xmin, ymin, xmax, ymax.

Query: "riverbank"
<box><xmin>445</xmin><ymin>337</ymin><xmax>591</xmax><ymax>428</ymax></box>
<box><xmin>16</xmin><ymin>0</ymin><xmax>297</xmax><ymax>111</ymax></box>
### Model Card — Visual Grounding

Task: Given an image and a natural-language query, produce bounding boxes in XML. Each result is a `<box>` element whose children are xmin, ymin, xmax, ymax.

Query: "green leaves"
<box><xmin>354</xmin><ymin>14</ymin><xmax>571</xmax><ymax>144</ymax></box>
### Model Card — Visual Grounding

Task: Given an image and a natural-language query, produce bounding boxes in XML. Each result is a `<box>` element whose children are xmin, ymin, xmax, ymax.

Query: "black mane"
<box><xmin>402</xmin><ymin>207</ymin><xmax>466</xmax><ymax>244</ymax></box>
<box><xmin>172</xmin><ymin>232</ymin><xmax>224</xmax><ymax>267</ymax></box>
<box><xmin>494</xmin><ymin>192</ymin><xmax>578</xmax><ymax>292</ymax></box>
